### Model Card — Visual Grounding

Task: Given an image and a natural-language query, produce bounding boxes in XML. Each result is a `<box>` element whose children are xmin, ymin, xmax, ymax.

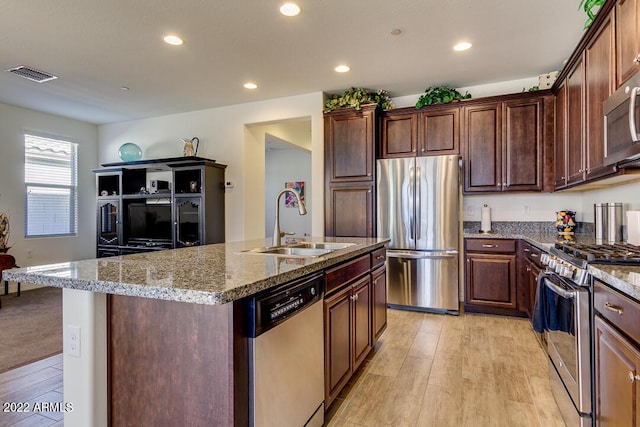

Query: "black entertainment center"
<box><xmin>94</xmin><ymin>156</ymin><xmax>226</xmax><ymax>257</ymax></box>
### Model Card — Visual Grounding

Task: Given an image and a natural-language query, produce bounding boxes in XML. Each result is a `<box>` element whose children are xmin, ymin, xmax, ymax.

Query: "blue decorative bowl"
<box><xmin>118</xmin><ymin>143</ymin><xmax>142</xmax><ymax>162</ymax></box>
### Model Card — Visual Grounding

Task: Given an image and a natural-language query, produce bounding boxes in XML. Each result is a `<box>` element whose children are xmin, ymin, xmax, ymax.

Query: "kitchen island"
<box><xmin>3</xmin><ymin>237</ymin><xmax>388</xmax><ymax>427</ymax></box>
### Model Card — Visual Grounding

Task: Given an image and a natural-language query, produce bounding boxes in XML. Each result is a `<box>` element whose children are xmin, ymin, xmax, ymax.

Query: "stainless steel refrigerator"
<box><xmin>376</xmin><ymin>155</ymin><xmax>460</xmax><ymax>314</ymax></box>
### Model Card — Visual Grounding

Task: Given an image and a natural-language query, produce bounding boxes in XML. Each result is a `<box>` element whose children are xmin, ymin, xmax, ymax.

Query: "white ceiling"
<box><xmin>0</xmin><ymin>0</ymin><xmax>586</xmax><ymax>125</ymax></box>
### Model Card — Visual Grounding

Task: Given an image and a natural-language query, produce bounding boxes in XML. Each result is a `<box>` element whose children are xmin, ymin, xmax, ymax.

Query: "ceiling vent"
<box><xmin>5</xmin><ymin>66</ymin><xmax>58</xmax><ymax>83</ymax></box>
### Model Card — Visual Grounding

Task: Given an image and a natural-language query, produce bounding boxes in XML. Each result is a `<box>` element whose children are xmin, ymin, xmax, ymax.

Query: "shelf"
<box><xmin>101</xmin><ymin>156</ymin><xmax>218</xmax><ymax>168</ymax></box>
<box><xmin>122</xmin><ymin>193</ymin><xmax>172</xmax><ymax>200</ymax></box>
<box><xmin>174</xmin><ymin>192</ymin><xmax>202</xmax><ymax>197</ymax></box>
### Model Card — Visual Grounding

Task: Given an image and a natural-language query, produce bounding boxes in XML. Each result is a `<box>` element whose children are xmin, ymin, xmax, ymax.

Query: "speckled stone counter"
<box><xmin>2</xmin><ymin>237</ymin><xmax>388</xmax><ymax>305</ymax></box>
<box><xmin>463</xmin><ymin>230</ymin><xmax>596</xmax><ymax>252</ymax></box>
<box><xmin>589</xmin><ymin>265</ymin><xmax>640</xmax><ymax>301</ymax></box>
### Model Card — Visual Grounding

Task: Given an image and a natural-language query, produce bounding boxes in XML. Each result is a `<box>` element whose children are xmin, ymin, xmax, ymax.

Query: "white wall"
<box><xmin>580</xmin><ymin>181</ymin><xmax>640</xmax><ymax>222</ymax></box>
<box><xmin>265</xmin><ymin>148</ymin><xmax>312</xmax><ymax>238</ymax></box>
<box><xmin>98</xmin><ymin>92</ymin><xmax>325</xmax><ymax>241</ymax></box>
<box><xmin>0</xmin><ymin>102</ymin><xmax>98</xmax><ymax>286</ymax></box>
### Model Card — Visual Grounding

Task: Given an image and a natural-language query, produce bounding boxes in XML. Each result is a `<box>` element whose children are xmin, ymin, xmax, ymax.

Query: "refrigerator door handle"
<box><xmin>387</xmin><ymin>251</ymin><xmax>458</xmax><ymax>260</ymax></box>
<box><xmin>416</xmin><ymin>165</ymin><xmax>421</xmax><ymax>240</ymax></box>
<box><xmin>408</xmin><ymin>166</ymin><xmax>415</xmax><ymax>241</ymax></box>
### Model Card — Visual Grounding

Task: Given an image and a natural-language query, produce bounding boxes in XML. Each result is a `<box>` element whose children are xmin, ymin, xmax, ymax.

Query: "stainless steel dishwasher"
<box><xmin>249</xmin><ymin>272</ymin><xmax>324</xmax><ymax>427</ymax></box>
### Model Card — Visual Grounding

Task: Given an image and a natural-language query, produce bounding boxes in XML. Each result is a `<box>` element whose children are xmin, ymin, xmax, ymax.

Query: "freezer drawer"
<box><xmin>386</xmin><ymin>250</ymin><xmax>459</xmax><ymax>313</ymax></box>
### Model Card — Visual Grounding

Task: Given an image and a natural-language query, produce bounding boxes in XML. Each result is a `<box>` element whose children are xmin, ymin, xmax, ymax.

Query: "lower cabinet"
<box><xmin>594</xmin><ymin>316</ymin><xmax>640</xmax><ymax>426</ymax></box>
<box><xmin>324</xmin><ymin>275</ymin><xmax>371</xmax><ymax>407</ymax></box>
<box><xmin>593</xmin><ymin>280</ymin><xmax>640</xmax><ymax>426</ymax></box>
<box><xmin>324</xmin><ymin>249</ymin><xmax>387</xmax><ymax>409</ymax></box>
<box><xmin>464</xmin><ymin>239</ymin><xmax>519</xmax><ymax>315</ymax></box>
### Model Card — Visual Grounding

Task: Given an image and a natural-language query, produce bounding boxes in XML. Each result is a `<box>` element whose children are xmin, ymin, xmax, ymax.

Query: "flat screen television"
<box><xmin>127</xmin><ymin>203</ymin><xmax>172</xmax><ymax>244</ymax></box>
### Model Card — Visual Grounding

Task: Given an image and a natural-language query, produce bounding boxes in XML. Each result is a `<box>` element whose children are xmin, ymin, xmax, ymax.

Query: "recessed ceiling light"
<box><xmin>390</xmin><ymin>29</ymin><xmax>402</xmax><ymax>35</ymax></box>
<box><xmin>244</xmin><ymin>82</ymin><xmax>258</xmax><ymax>89</ymax></box>
<box><xmin>335</xmin><ymin>65</ymin><xmax>350</xmax><ymax>73</ymax></box>
<box><xmin>280</xmin><ymin>3</ymin><xmax>301</xmax><ymax>16</ymax></box>
<box><xmin>453</xmin><ymin>41</ymin><xmax>472</xmax><ymax>51</ymax></box>
<box><xmin>163</xmin><ymin>35</ymin><xmax>184</xmax><ymax>46</ymax></box>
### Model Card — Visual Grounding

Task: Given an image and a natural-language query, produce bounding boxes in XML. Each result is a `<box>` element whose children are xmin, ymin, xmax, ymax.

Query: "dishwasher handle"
<box><xmin>387</xmin><ymin>250</ymin><xmax>458</xmax><ymax>260</ymax></box>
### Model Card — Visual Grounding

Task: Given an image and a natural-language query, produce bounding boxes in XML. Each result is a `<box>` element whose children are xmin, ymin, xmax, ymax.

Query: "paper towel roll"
<box><xmin>480</xmin><ymin>205</ymin><xmax>491</xmax><ymax>232</ymax></box>
<box><xmin>627</xmin><ymin>211</ymin><xmax>640</xmax><ymax>246</ymax></box>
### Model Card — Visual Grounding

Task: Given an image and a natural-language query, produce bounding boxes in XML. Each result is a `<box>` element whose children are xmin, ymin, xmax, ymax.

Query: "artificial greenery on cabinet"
<box><xmin>579</xmin><ymin>0</ymin><xmax>605</xmax><ymax>29</ymax></box>
<box><xmin>414</xmin><ymin>86</ymin><xmax>471</xmax><ymax>109</ymax></box>
<box><xmin>324</xmin><ymin>87</ymin><xmax>394</xmax><ymax>112</ymax></box>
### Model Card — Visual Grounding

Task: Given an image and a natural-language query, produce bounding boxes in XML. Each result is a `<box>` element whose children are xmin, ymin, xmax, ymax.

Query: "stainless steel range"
<box><xmin>535</xmin><ymin>241</ymin><xmax>640</xmax><ymax>427</ymax></box>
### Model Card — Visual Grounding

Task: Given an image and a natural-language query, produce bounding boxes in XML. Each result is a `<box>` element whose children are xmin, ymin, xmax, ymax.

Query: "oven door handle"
<box><xmin>544</xmin><ymin>276</ymin><xmax>576</xmax><ymax>300</ymax></box>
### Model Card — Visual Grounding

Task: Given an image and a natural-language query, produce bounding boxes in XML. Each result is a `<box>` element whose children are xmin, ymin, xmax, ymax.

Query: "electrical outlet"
<box><xmin>67</xmin><ymin>325</ymin><xmax>81</xmax><ymax>357</ymax></box>
<box><xmin>465</xmin><ymin>205</ymin><xmax>474</xmax><ymax>217</ymax></box>
<box><xmin>524</xmin><ymin>205</ymin><xmax>530</xmax><ymax>216</ymax></box>
<box><xmin>26</xmin><ymin>249</ymin><xmax>32</xmax><ymax>258</ymax></box>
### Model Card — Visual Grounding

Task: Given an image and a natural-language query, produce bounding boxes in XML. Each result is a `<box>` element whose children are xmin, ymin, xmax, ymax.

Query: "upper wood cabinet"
<box><xmin>616</xmin><ymin>0</ymin><xmax>640</xmax><ymax>87</ymax></box>
<box><xmin>418</xmin><ymin>107</ymin><xmax>460</xmax><ymax>155</ymax></box>
<box><xmin>463</xmin><ymin>102</ymin><xmax>502</xmax><ymax>192</ymax></box>
<box><xmin>380</xmin><ymin>106</ymin><xmax>460</xmax><ymax>158</ymax></box>
<box><xmin>380</xmin><ymin>112</ymin><xmax>417</xmax><ymax>158</ymax></box>
<box><xmin>462</xmin><ymin>94</ymin><xmax>548</xmax><ymax>193</ymax></box>
<box><xmin>566</xmin><ymin>55</ymin><xmax>586</xmax><ymax>186</ymax></box>
<box><xmin>585</xmin><ymin>10</ymin><xmax>617</xmax><ymax>181</ymax></box>
<box><xmin>324</xmin><ymin>105</ymin><xmax>377</xmax><ymax>237</ymax></box>
<box><xmin>555</xmin><ymin>82</ymin><xmax>568</xmax><ymax>189</ymax></box>
<box><xmin>324</xmin><ymin>105</ymin><xmax>376</xmax><ymax>182</ymax></box>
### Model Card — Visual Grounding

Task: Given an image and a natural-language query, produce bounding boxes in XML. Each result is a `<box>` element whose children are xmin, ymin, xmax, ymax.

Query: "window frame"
<box><xmin>24</xmin><ymin>132</ymin><xmax>79</xmax><ymax>238</ymax></box>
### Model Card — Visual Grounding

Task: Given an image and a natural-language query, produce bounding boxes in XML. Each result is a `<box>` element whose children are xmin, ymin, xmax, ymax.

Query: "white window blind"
<box><xmin>24</xmin><ymin>134</ymin><xmax>78</xmax><ymax>237</ymax></box>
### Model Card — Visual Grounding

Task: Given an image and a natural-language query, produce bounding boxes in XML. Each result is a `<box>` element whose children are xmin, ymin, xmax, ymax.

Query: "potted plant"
<box><xmin>415</xmin><ymin>86</ymin><xmax>471</xmax><ymax>109</ymax></box>
<box><xmin>324</xmin><ymin>87</ymin><xmax>394</xmax><ymax>112</ymax></box>
<box><xmin>579</xmin><ymin>0</ymin><xmax>605</xmax><ymax>29</ymax></box>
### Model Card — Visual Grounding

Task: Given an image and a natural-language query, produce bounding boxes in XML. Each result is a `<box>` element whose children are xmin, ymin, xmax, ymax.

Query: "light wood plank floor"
<box><xmin>0</xmin><ymin>310</ymin><xmax>566</xmax><ymax>427</ymax></box>
<box><xmin>326</xmin><ymin>309</ymin><xmax>567</xmax><ymax>427</ymax></box>
<box><xmin>0</xmin><ymin>354</ymin><xmax>63</xmax><ymax>427</ymax></box>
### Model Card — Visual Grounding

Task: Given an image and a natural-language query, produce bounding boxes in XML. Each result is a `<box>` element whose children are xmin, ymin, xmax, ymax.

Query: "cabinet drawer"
<box><xmin>525</xmin><ymin>244</ymin><xmax>543</xmax><ymax>268</ymax></box>
<box><xmin>466</xmin><ymin>239</ymin><xmax>516</xmax><ymax>253</ymax></box>
<box><xmin>594</xmin><ymin>280</ymin><xmax>640</xmax><ymax>344</ymax></box>
<box><xmin>325</xmin><ymin>254</ymin><xmax>370</xmax><ymax>295</ymax></box>
<box><xmin>371</xmin><ymin>247</ymin><xmax>386</xmax><ymax>269</ymax></box>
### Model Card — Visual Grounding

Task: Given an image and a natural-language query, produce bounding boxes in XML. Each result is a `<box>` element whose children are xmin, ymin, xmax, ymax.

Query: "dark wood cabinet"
<box><xmin>585</xmin><ymin>10</ymin><xmax>617</xmax><ymax>181</ymax></box>
<box><xmin>380</xmin><ymin>112</ymin><xmax>417</xmax><ymax>158</ymax></box>
<box><xmin>323</xmin><ymin>250</ymin><xmax>385</xmax><ymax>409</ymax></box>
<box><xmin>503</xmin><ymin>98</ymin><xmax>544</xmax><ymax>191</ymax></box>
<box><xmin>566</xmin><ymin>56</ymin><xmax>586</xmax><ymax>186</ymax></box>
<box><xmin>325</xmin><ymin>183</ymin><xmax>374</xmax><ymax>238</ymax></box>
<box><xmin>616</xmin><ymin>0</ymin><xmax>640</xmax><ymax>87</ymax></box>
<box><xmin>372</xmin><ymin>264</ymin><xmax>387</xmax><ymax>341</ymax></box>
<box><xmin>462</xmin><ymin>94</ymin><xmax>549</xmax><ymax>193</ymax></box>
<box><xmin>324</xmin><ymin>275</ymin><xmax>372</xmax><ymax>408</ymax></box>
<box><xmin>594</xmin><ymin>315</ymin><xmax>640</xmax><ymax>426</ymax></box>
<box><xmin>462</xmin><ymin>103</ymin><xmax>502</xmax><ymax>192</ymax></box>
<box><xmin>554</xmin><ymin>81</ymin><xmax>568</xmax><ymax>189</ymax></box>
<box><xmin>324</xmin><ymin>105</ymin><xmax>377</xmax><ymax>237</ymax></box>
<box><xmin>418</xmin><ymin>107</ymin><xmax>460</xmax><ymax>155</ymax></box>
<box><xmin>464</xmin><ymin>239</ymin><xmax>519</xmax><ymax>315</ymax></box>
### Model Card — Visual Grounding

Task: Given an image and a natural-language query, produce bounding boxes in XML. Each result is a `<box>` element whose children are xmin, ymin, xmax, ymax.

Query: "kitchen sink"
<box><xmin>241</xmin><ymin>242</ymin><xmax>355</xmax><ymax>257</ymax></box>
<box><xmin>289</xmin><ymin>242</ymin><xmax>356</xmax><ymax>250</ymax></box>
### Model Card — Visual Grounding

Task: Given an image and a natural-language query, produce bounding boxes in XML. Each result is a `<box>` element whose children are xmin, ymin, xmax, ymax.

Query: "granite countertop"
<box><xmin>589</xmin><ymin>265</ymin><xmax>640</xmax><ymax>301</ymax></box>
<box><xmin>1</xmin><ymin>237</ymin><xmax>388</xmax><ymax>305</ymax></box>
<box><xmin>463</xmin><ymin>230</ymin><xmax>596</xmax><ymax>251</ymax></box>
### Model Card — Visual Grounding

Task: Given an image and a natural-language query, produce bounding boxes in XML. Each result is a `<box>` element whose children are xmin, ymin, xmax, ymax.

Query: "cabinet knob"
<box><xmin>367</xmin><ymin>173</ymin><xmax>372</xmax><ymax>177</ymax></box>
<box><xmin>634</xmin><ymin>53</ymin><xmax>640</xmax><ymax>64</ymax></box>
<box><xmin>561</xmin><ymin>176</ymin><xmax>565</xmax><ymax>180</ymax></box>
<box><xmin>628</xmin><ymin>371</ymin><xmax>640</xmax><ymax>383</ymax></box>
<box><xmin>604</xmin><ymin>302</ymin><xmax>624</xmax><ymax>315</ymax></box>
<box><xmin>497</xmin><ymin>184</ymin><xmax>501</xmax><ymax>187</ymax></box>
<box><xmin>503</xmin><ymin>182</ymin><xmax>507</xmax><ymax>187</ymax></box>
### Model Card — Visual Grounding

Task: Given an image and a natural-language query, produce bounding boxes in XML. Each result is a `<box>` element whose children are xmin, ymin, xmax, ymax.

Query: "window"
<box><xmin>25</xmin><ymin>133</ymin><xmax>78</xmax><ymax>237</ymax></box>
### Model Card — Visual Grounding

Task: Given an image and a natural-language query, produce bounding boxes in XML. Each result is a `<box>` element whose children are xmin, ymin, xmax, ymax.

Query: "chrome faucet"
<box><xmin>273</xmin><ymin>188</ymin><xmax>307</xmax><ymax>247</ymax></box>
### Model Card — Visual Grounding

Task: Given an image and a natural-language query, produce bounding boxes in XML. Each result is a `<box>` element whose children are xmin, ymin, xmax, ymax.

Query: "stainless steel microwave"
<box><xmin>604</xmin><ymin>72</ymin><xmax>640</xmax><ymax>166</ymax></box>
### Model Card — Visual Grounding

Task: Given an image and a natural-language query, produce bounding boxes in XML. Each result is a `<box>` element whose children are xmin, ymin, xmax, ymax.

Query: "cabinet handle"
<box><xmin>351</xmin><ymin>294</ymin><xmax>358</xmax><ymax>301</ymax></box>
<box><xmin>561</xmin><ymin>176</ymin><xmax>565</xmax><ymax>180</ymax></box>
<box><xmin>497</xmin><ymin>183</ymin><xmax>501</xmax><ymax>187</ymax></box>
<box><xmin>503</xmin><ymin>182</ymin><xmax>507</xmax><ymax>187</ymax></box>
<box><xmin>531</xmin><ymin>253</ymin><xmax>539</xmax><ymax>258</ymax></box>
<box><xmin>375</xmin><ymin>255</ymin><xmax>385</xmax><ymax>260</ymax></box>
<box><xmin>367</xmin><ymin>173</ymin><xmax>372</xmax><ymax>177</ymax></box>
<box><xmin>628</xmin><ymin>371</ymin><xmax>640</xmax><ymax>383</ymax></box>
<box><xmin>524</xmin><ymin>248</ymin><xmax>530</xmax><ymax>252</ymax></box>
<box><xmin>604</xmin><ymin>302</ymin><xmax>624</xmax><ymax>315</ymax></box>
<box><xmin>526</xmin><ymin>267</ymin><xmax>531</xmax><ymax>272</ymax></box>
<box><xmin>482</xmin><ymin>244</ymin><xmax>498</xmax><ymax>248</ymax></box>
<box><xmin>634</xmin><ymin>53</ymin><xmax>640</xmax><ymax>64</ymax></box>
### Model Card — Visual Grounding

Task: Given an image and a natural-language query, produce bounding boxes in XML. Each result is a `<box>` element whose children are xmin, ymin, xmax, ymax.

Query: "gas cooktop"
<box><xmin>553</xmin><ymin>241</ymin><xmax>640</xmax><ymax>265</ymax></box>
